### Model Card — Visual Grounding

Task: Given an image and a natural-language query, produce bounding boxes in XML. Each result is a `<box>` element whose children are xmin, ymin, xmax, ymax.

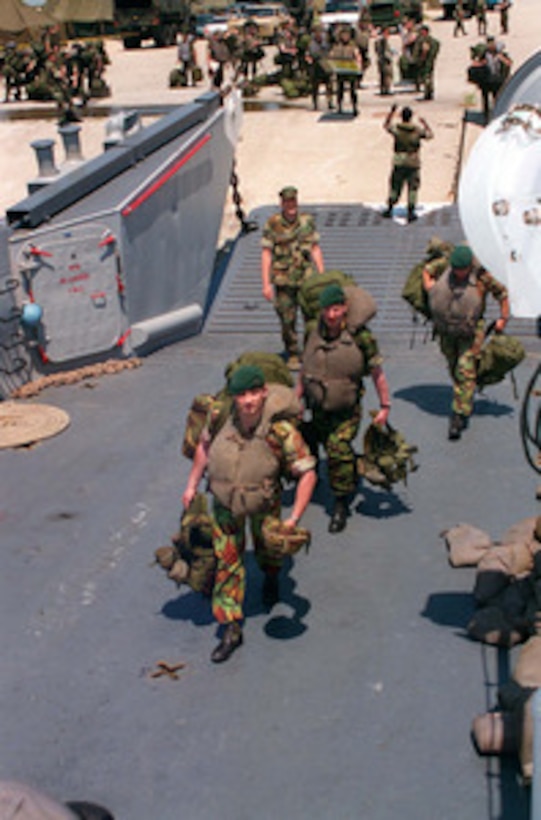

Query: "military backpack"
<box><xmin>476</xmin><ymin>332</ymin><xmax>526</xmax><ymax>390</ymax></box>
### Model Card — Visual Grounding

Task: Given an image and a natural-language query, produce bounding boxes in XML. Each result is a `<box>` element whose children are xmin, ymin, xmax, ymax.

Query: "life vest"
<box><xmin>302</xmin><ymin>285</ymin><xmax>374</xmax><ymax>412</ymax></box>
<box><xmin>207</xmin><ymin>384</ymin><xmax>300</xmax><ymax>516</ymax></box>
<box><xmin>428</xmin><ymin>266</ymin><xmax>483</xmax><ymax>337</ymax></box>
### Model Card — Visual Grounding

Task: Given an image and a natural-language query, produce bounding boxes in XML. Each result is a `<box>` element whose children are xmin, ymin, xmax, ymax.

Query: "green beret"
<box><xmin>450</xmin><ymin>244</ymin><xmax>473</xmax><ymax>269</ymax></box>
<box><xmin>228</xmin><ymin>364</ymin><xmax>266</xmax><ymax>395</ymax></box>
<box><xmin>279</xmin><ymin>186</ymin><xmax>298</xmax><ymax>199</ymax></box>
<box><xmin>319</xmin><ymin>284</ymin><xmax>346</xmax><ymax>308</ymax></box>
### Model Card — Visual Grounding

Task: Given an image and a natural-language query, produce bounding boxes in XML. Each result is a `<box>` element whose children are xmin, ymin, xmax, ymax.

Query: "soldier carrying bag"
<box><xmin>401</xmin><ymin>236</ymin><xmax>452</xmax><ymax>321</ymax></box>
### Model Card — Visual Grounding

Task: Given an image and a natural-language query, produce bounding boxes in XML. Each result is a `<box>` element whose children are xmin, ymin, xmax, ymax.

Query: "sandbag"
<box><xmin>442</xmin><ymin>522</ymin><xmax>493</xmax><ymax>567</ymax></box>
<box><xmin>513</xmin><ymin>634</ymin><xmax>541</xmax><ymax>689</ymax></box>
<box><xmin>471</xmin><ymin>710</ymin><xmax>520</xmax><ymax>755</ymax></box>
<box><xmin>477</xmin><ymin>542</ymin><xmax>536</xmax><ymax>580</ymax></box>
<box><xmin>501</xmin><ymin>516</ymin><xmax>538</xmax><ymax>545</ymax></box>
<box><xmin>476</xmin><ymin>333</ymin><xmax>525</xmax><ymax>389</ymax></box>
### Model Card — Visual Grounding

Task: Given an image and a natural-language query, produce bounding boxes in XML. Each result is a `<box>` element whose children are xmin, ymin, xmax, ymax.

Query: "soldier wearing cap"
<box><xmin>300</xmin><ymin>284</ymin><xmax>391</xmax><ymax>533</ymax></box>
<box><xmin>182</xmin><ymin>364</ymin><xmax>316</xmax><ymax>662</ymax></box>
<box><xmin>422</xmin><ymin>244</ymin><xmax>510</xmax><ymax>440</ymax></box>
<box><xmin>328</xmin><ymin>24</ymin><xmax>362</xmax><ymax>116</ymax></box>
<box><xmin>412</xmin><ymin>24</ymin><xmax>439</xmax><ymax>101</ymax></box>
<box><xmin>261</xmin><ymin>186</ymin><xmax>325</xmax><ymax>371</ymax></box>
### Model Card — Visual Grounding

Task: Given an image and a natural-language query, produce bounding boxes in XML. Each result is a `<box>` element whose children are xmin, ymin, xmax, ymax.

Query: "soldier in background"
<box><xmin>469</xmin><ymin>35</ymin><xmax>512</xmax><ymax>122</ymax></box>
<box><xmin>476</xmin><ymin>0</ymin><xmax>488</xmax><ymax>36</ymax></box>
<box><xmin>306</xmin><ymin>24</ymin><xmax>334</xmax><ymax>111</ymax></box>
<box><xmin>207</xmin><ymin>30</ymin><xmax>231</xmax><ymax>89</ymax></box>
<box><xmin>398</xmin><ymin>16</ymin><xmax>419</xmax><ymax>88</ymax></box>
<box><xmin>422</xmin><ymin>244</ymin><xmax>510</xmax><ymax>440</ymax></box>
<box><xmin>328</xmin><ymin>25</ymin><xmax>362</xmax><ymax>116</ymax></box>
<box><xmin>239</xmin><ymin>20</ymin><xmax>265</xmax><ymax>80</ymax></box>
<box><xmin>453</xmin><ymin>0</ymin><xmax>468</xmax><ymax>37</ymax></box>
<box><xmin>412</xmin><ymin>23</ymin><xmax>439</xmax><ymax>100</ymax></box>
<box><xmin>262</xmin><ymin>186</ymin><xmax>324</xmax><ymax>370</ymax></box>
<box><xmin>498</xmin><ymin>0</ymin><xmax>511</xmax><ymax>34</ymax></box>
<box><xmin>354</xmin><ymin>17</ymin><xmax>371</xmax><ymax>81</ymax></box>
<box><xmin>2</xmin><ymin>43</ymin><xmax>27</xmax><ymax>102</ymax></box>
<box><xmin>375</xmin><ymin>26</ymin><xmax>393</xmax><ymax>96</ymax></box>
<box><xmin>176</xmin><ymin>29</ymin><xmax>197</xmax><ymax>86</ymax></box>
<box><xmin>382</xmin><ymin>103</ymin><xmax>433</xmax><ymax>223</ymax></box>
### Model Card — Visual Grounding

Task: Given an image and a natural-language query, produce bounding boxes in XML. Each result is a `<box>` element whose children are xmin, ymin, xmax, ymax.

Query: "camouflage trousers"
<box><xmin>212</xmin><ymin>499</ymin><xmax>282</xmax><ymax>624</ymax></box>
<box><xmin>378</xmin><ymin>63</ymin><xmax>393</xmax><ymax>94</ymax></box>
<box><xmin>274</xmin><ymin>284</ymin><xmax>302</xmax><ymax>358</ymax></box>
<box><xmin>389</xmin><ymin>165</ymin><xmax>420</xmax><ymax>208</ymax></box>
<box><xmin>305</xmin><ymin>403</ymin><xmax>362</xmax><ymax>496</ymax></box>
<box><xmin>419</xmin><ymin>68</ymin><xmax>434</xmax><ymax>99</ymax></box>
<box><xmin>439</xmin><ymin>327</ymin><xmax>484</xmax><ymax>417</ymax></box>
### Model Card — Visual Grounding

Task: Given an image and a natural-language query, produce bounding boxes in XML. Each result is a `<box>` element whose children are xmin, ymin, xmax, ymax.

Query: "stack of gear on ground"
<box><xmin>442</xmin><ymin>515</ymin><xmax>541</xmax><ymax>784</ymax></box>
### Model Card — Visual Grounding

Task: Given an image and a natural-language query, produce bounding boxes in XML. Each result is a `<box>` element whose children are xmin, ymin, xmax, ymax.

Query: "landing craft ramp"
<box><xmin>206</xmin><ymin>202</ymin><xmax>536</xmax><ymax>338</ymax></box>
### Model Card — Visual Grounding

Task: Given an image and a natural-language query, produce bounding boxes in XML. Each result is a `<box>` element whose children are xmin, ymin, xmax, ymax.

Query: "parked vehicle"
<box><xmin>320</xmin><ymin>0</ymin><xmax>362</xmax><ymax>30</ymax></box>
<box><xmin>227</xmin><ymin>3</ymin><xmax>293</xmax><ymax>42</ymax></box>
<box><xmin>113</xmin><ymin>0</ymin><xmax>185</xmax><ymax>48</ymax></box>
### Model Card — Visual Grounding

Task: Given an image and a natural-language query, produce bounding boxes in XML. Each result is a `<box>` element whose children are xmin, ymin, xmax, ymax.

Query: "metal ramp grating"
<box><xmin>205</xmin><ymin>203</ymin><xmax>535</xmax><ymax>339</ymax></box>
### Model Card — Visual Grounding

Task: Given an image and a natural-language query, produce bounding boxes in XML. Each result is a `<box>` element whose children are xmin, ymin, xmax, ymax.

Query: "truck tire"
<box><xmin>123</xmin><ymin>36</ymin><xmax>141</xmax><ymax>49</ymax></box>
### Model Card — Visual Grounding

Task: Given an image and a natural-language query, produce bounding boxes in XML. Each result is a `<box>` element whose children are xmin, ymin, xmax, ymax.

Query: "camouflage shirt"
<box><xmin>262</xmin><ymin>212</ymin><xmax>320</xmax><ymax>287</ymax></box>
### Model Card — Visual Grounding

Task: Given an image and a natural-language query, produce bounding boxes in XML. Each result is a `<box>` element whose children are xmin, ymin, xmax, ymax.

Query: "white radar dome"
<box><xmin>458</xmin><ymin>104</ymin><xmax>541</xmax><ymax>318</ymax></box>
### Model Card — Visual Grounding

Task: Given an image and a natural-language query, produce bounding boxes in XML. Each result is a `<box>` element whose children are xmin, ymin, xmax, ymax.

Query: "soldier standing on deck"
<box><xmin>382</xmin><ymin>103</ymin><xmax>433</xmax><ymax>223</ymax></box>
<box><xmin>422</xmin><ymin>244</ymin><xmax>510</xmax><ymax>441</ymax></box>
<box><xmin>261</xmin><ymin>186</ymin><xmax>325</xmax><ymax>370</ymax></box>
<box><xmin>300</xmin><ymin>284</ymin><xmax>391</xmax><ymax>534</ymax></box>
<box><xmin>182</xmin><ymin>365</ymin><xmax>316</xmax><ymax>663</ymax></box>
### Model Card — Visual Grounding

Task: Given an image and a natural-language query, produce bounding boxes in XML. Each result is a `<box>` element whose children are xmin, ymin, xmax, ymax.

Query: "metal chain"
<box><xmin>230</xmin><ymin>159</ymin><xmax>258</xmax><ymax>234</ymax></box>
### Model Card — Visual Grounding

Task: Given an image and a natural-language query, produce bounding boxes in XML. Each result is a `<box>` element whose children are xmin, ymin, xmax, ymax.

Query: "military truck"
<box><xmin>367</xmin><ymin>0</ymin><xmax>423</xmax><ymax>29</ymax></box>
<box><xmin>113</xmin><ymin>0</ymin><xmax>187</xmax><ymax>47</ymax></box>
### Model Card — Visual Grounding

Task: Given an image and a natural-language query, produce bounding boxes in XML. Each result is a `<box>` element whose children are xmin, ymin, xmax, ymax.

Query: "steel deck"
<box><xmin>205</xmin><ymin>203</ymin><xmax>535</xmax><ymax>339</ymax></box>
